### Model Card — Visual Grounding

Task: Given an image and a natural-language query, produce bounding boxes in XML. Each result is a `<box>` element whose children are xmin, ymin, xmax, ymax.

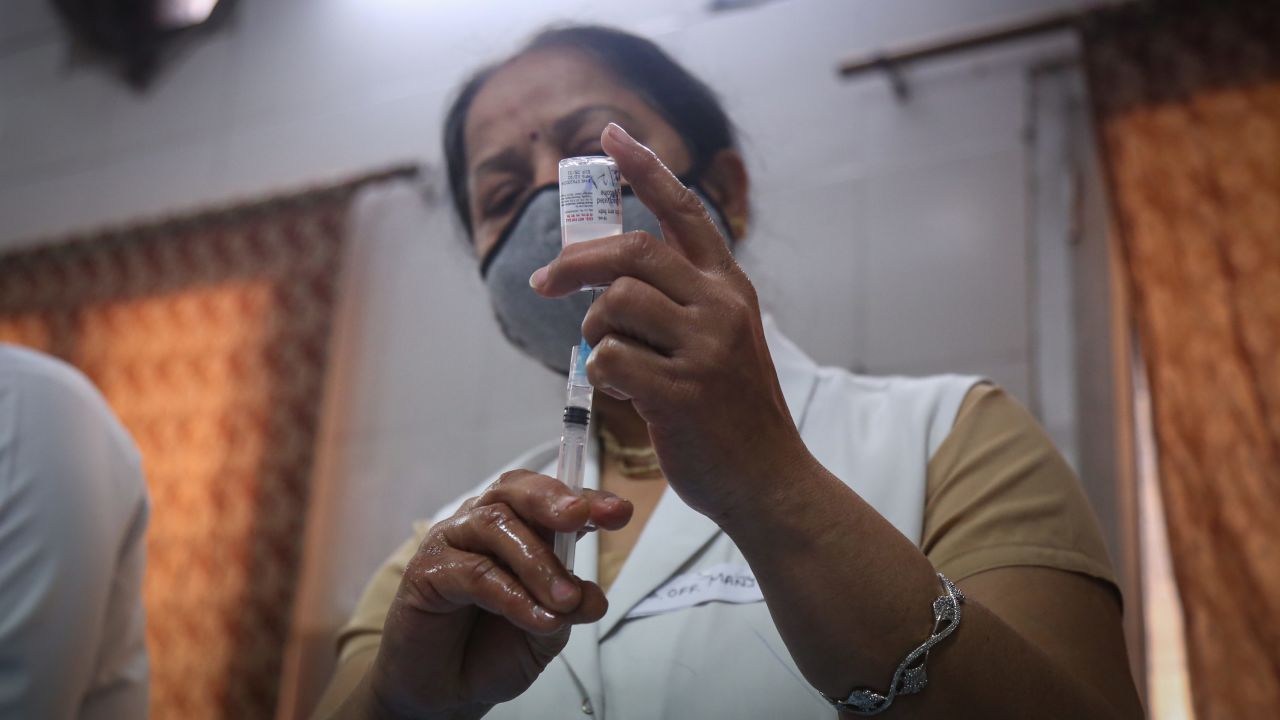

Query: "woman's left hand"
<box><xmin>530</xmin><ymin>122</ymin><xmax>808</xmax><ymax>522</ymax></box>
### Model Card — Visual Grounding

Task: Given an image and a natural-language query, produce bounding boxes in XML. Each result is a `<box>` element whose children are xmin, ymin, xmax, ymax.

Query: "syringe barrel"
<box><xmin>553</xmin><ymin>420</ymin><xmax>590</xmax><ymax>572</ymax></box>
<box><xmin>557</xmin><ymin>422</ymin><xmax>590</xmax><ymax>493</ymax></box>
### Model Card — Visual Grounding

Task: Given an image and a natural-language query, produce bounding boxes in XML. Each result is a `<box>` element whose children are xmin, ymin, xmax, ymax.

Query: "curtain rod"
<box><xmin>836</xmin><ymin>10</ymin><xmax>1081</xmax><ymax>89</ymax></box>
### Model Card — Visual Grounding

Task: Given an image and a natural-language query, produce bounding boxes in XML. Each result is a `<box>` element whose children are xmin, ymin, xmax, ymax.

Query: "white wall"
<box><xmin>0</xmin><ymin>0</ymin><xmax>1132</xmax><ymax>714</ymax></box>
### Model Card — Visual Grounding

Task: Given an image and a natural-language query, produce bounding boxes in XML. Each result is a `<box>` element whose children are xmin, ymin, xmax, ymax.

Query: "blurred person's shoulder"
<box><xmin>1</xmin><ymin>342</ymin><xmax>96</xmax><ymax>395</ymax></box>
<box><xmin>0</xmin><ymin>343</ymin><xmax>139</xmax><ymax>463</ymax></box>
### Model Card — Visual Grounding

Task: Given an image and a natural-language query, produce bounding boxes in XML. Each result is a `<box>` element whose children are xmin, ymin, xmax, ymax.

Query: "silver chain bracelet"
<box><xmin>819</xmin><ymin>572</ymin><xmax>965</xmax><ymax>715</ymax></box>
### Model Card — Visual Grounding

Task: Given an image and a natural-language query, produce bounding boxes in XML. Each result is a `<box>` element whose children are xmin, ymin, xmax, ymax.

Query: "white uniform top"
<box><xmin>428</xmin><ymin>317</ymin><xmax>978</xmax><ymax>719</ymax></box>
<box><xmin>0</xmin><ymin>345</ymin><xmax>150</xmax><ymax>720</ymax></box>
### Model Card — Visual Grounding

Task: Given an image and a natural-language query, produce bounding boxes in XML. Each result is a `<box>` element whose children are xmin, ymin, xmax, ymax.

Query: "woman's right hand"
<box><xmin>363</xmin><ymin>469</ymin><xmax>632</xmax><ymax>719</ymax></box>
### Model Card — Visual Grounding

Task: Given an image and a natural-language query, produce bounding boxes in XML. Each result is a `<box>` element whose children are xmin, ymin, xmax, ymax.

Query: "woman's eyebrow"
<box><xmin>550</xmin><ymin>104</ymin><xmax>637</xmax><ymax>144</ymax></box>
<box><xmin>472</xmin><ymin>146</ymin><xmax>527</xmax><ymax>183</ymax></box>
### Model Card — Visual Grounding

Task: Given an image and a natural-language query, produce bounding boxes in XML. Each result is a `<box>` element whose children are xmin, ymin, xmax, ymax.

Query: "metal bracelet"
<box><xmin>820</xmin><ymin>573</ymin><xmax>965</xmax><ymax>716</ymax></box>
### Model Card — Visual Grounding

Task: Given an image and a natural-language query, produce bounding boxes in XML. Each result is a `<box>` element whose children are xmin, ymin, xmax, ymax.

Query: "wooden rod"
<box><xmin>837</xmin><ymin>11</ymin><xmax>1080</xmax><ymax>80</ymax></box>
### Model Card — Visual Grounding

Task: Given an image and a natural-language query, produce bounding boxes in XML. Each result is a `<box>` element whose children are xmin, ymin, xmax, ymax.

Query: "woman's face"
<box><xmin>463</xmin><ymin>47</ymin><xmax>695</xmax><ymax>259</ymax></box>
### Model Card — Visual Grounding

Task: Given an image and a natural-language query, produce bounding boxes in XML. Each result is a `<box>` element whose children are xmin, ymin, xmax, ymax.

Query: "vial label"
<box><xmin>559</xmin><ymin>157</ymin><xmax>622</xmax><ymax>246</ymax></box>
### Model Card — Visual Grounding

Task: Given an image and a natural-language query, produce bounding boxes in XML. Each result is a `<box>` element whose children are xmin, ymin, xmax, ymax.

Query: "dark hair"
<box><xmin>442</xmin><ymin>25</ymin><xmax>737</xmax><ymax>237</ymax></box>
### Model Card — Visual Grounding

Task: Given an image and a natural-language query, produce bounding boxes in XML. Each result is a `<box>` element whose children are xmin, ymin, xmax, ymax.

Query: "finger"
<box><xmin>581</xmin><ymin>488</ymin><xmax>634</xmax><ymax>531</ymax></box>
<box><xmin>581</xmin><ymin>276</ymin><xmax>688</xmax><ymax>354</ymax></box>
<box><xmin>586</xmin><ymin>333</ymin><xmax>675</xmax><ymax>407</ymax></box>
<box><xmin>408</xmin><ymin>547</ymin><xmax>565</xmax><ymax>636</ymax></box>
<box><xmin>601</xmin><ymin>122</ymin><xmax>729</xmax><ymax>269</ymax></box>
<box><xmin>477</xmin><ymin>472</ymin><xmax>633</xmax><ymax>534</ymax></box>
<box><xmin>441</xmin><ymin>502</ymin><xmax>583</xmax><ymax>614</ymax></box>
<box><xmin>532</xmin><ymin>231</ymin><xmax>701</xmax><ymax>303</ymax></box>
<box><xmin>475</xmin><ymin>469</ymin><xmax>596</xmax><ymax>533</ymax></box>
<box><xmin>560</xmin><ymin>579</ymin><xmax>608</xmax><ymax>625</ymax></box>
<box><xmin>526</xmin><ymin>579</ymin><xmax>610</xmax><ymax>634</ymax></box>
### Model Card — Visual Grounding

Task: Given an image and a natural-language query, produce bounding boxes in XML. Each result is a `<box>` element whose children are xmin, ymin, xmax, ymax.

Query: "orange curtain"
<box><xmin>0</xmin><ymin>170</ymin><xmax>407</xmax><ymax>719</ymax></box>
<box><xmin>1082</xmin><ymin>1</ymin><xmax>1280</xmax><ymax>717</ymax></box>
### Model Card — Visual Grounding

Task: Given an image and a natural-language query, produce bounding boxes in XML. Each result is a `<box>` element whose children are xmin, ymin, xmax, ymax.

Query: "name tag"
<box><xmin>624</xmin><ymin>563</ymin><xmax>764</xmax><ymax>620</ymax></box>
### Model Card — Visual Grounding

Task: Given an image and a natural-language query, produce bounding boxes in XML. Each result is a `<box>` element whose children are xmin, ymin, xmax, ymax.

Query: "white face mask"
<box><xmin>480</xmin><ymin>182</ymin><xmax>734</xmax><ymax>374</ymax></box>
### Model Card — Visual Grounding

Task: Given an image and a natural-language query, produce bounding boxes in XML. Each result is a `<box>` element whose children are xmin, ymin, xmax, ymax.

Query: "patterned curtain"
<box><xmin>1081</xmin><ymin>2</ymin><xmax>1280</xmax><ymax>717</ymax></box>
<box><xmin>0</xmin><ymin>168</ymin><xmax>412</xmax><ymax>719</ymax></box>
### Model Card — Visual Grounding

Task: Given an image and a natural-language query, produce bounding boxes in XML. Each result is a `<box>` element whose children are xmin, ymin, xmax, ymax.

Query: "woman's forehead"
<box><xmin>463</xmin><ymin>48</ymin><xmax>654</xmax><ymax>169</ymax></box>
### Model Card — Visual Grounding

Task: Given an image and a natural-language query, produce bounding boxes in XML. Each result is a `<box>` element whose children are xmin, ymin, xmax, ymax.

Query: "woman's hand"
<box><xmin>530</xmin><ymin>122</ymin><xmax>807</xmax><ymax>522</ymax></box>
<box><xmin>365</xmin><ymin>471</ymin><xmax>632</xmax><ymax>719</ymax></box>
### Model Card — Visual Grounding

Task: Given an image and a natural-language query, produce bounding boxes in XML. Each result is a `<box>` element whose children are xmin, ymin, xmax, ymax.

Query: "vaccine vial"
<box><xmin>559</xmin><ymin>156</ymin><xmax>622</xmax><ymax>247</ymax></box>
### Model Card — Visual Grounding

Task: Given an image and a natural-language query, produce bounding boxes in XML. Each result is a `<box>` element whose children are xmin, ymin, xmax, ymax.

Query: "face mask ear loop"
<box><xmin>681</xmin><ymin>154</ymin><xmax>708</xmax><ymax>187</ymax></box>
<box><xmin>478</xmin><ymin>184</ymin><xmax>558</xmax><ymax>279</ymax></box>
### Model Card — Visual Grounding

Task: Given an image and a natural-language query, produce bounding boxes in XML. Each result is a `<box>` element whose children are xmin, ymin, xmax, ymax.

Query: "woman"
<box><xmin>316</xmin><ymin>26</ymin><xmax>1143</xmax><ymax>719</ymax></box>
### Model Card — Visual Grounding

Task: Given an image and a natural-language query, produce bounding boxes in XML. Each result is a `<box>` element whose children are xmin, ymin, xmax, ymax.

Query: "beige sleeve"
<box><xmin>922</xmin><ymin>383</ymin><xmax>1119</xmax><ymax>596</ymax></box>
<box><xmin>335</xmin><ymin>520</ymin><xmax>433</xmax><ymax>664</ymax></box>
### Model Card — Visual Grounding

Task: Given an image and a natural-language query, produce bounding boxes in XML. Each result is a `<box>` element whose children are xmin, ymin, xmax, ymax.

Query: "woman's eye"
<box><xmin>482</xmin><ymin>190</ymin><xmax>519</xmax><ymax>218</ymax></box>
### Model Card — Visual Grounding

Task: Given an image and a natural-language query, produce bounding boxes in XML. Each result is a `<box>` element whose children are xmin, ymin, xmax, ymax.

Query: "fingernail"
<box><xmin>605</xmin><ymin>122</ymin><xmax>634</xmax><ymax>146</ymax></box>
<box><xmin>533</xmin><ymin>605</ymin><xmax>558</xmax><ymax>622</ymax></box>
<box><xmin>551</xmin><ymin>578</ymin><xmax>576</xmax><ymax>604</ymax></box>
<box><xmin>553</xmin><ymin>495</ymin><xmax>581</xmax><ymax>516</ymax></box>
<box><xmin>529</xmin><ymin>265</ymin><xmax>548</xmax><ymax>289</ymax></box>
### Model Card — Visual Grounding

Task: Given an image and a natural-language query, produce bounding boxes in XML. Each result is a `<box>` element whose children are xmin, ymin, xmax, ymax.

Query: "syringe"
<box><xmin>553</xmin><ymin>338</ymin><xmax>595</xmax><ymax>573</ymax></box>
<box><xmin>551</xmin><ymin>156</ymin><xmax>617</xmax><ymax>573</ymax></box>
